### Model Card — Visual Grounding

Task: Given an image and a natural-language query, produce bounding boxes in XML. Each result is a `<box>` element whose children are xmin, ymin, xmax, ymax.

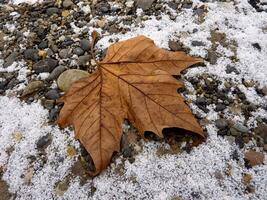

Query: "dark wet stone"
<box><xmin>80</xmin><ymin>39</ymin><xmax>90</xmax><ymax>51</ymax></box>
<box><xmin>195</xmin><ymin>97</ymin><xmax>207</xmax><ymax>106</ymax></box>
<box><xmin>252</xmin><ymin>43</ymin><xmax>261</xmax><ymax>51</ymax></box>
<box><xmin>46</xmin><ymin>7</ymin><xmax>59</xmax><ymax>16</ymax></box>
<box><xmin>73</xmin><ymin>47</ymin><xmax>84</xmax><ymax>56</ymax></box>
<box><xmin>59</xmin><ymin>49</ymin><xmax>70</xmax><ymax>59</ymax></box>
<box><xmin>78</xmin><ymin>55</ymin><xmax>91</xmax><ymax>66</ymax></box>
<box><xmin>45</xmin><ymin>89</ymin><xmax>60</xmax><ymax>100</ymax></box>
<box><xmin>24</xmin><ymin>49</ymin><xmax>39</xmax><ymax>61</ymax></box>
<box><xmin>36</xmin><ymin>134</ymin><xmax>52</xmax><ymax>149</ymax></box>
<box><xmin>226</xmin><ymin>65</ymin><xmax>239</xmax><ymax>74</ymax></box>
<box><xmin>33</xmin><ymin>58</ymin><xmax>58</xmax><ymax>74</ymax></box>
<box><xmin>3</xmin><ymin>52</ymin><xmax>18</xmax><ymax>68</ymax></box>
<box><xmin>215</xmin><ymin>119</ymin><xmax>229</xmax><ymax>130</ymax></box>
<box><xmin>215</xmin><ymin>104</ymin><xmax>226</xmax><ymax>111</ymax></box>
<box><xmin>61</xmin><ymin>39</ymin><xmax>74</xmax><ymax>47</ymax></box>
<box><xmin>42</xmin><ymin>99</ymin><xmax>55</xmax><ymax>110</ymax></box>
<box><xmin>49</xmin><ymin>108</ymin><xmax>59</xmax><ymax>122</ymax></box>
<box><xmin>46</xmin><ymin>65</ymin><xmax>66</xmax><ymax>81</ymax></box>
<box><xmin>191</xmin><ymin>40</ymin><xmax>205</xmax><ymax>46</ymax></box>
<box><xmin>136</xmin><ymin>0</ymin><xmax>155</xmax><ymax>10</ymax></box>
<box><xmin>232</xmin><ymin>123</ymin><xmax>249</xmax><ymax>133</ymax></box>
<box><xmin>123</xmin><ymin>146</ymin><xmax>134</xmax><ymax>158</ymax></box>
<box><xmin>38</xmin><ymin>41</ymin><xmax>48</xmax><ymax>49</ymax></box>
<box><xmin>235</xmin><ymin>136</ymin><xmax>244</xmax><ymax>148</ymax></box>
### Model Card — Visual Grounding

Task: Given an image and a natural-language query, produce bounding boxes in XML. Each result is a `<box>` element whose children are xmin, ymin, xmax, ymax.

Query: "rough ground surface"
<box><xmin>0</xmin><ymin>0</ymin><xmax>267</xmax><ymax>199</ymax></box>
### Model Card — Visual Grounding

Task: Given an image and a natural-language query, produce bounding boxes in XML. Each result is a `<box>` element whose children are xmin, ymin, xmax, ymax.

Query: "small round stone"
<box><xmin>80</xmin><ymin>39</ymin><xmax>90</xmax><ymax>51</ymax></box>
<box><xmin>57</xmin><ymin>69</ymin><xmax>89</xmax><ymax>92</ymax></box>
<box><xmin>73</xmin><ymin>47</ymin><xmax>84</xmax><ymax>56</ymax></box>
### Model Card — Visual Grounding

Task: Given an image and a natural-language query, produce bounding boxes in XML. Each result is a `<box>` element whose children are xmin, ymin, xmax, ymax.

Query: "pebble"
<box><xmin>22</xmin><ymin>81</ymin><xmax>44</xmax><ymax>97</ymax></box>
<box><xmin>78</xmin><ymin>55</ymin><xmax>91</xmax><ymax>66</ymax></box>
<box><xmin>45</xmin><ymin>89</ymin><xmax>60</xmax><ymax>100</ymax></box>
<box><xmin>3</xmin><ymin>52</ymin><xmax>18</xmax><ymax>68</ymax></box>
<box><xmin>215</xmin><ymin>119</ymin><xmax>229</xmax><ymax>130</ymax></box>
<box><xmin>62</xmin><ymin>0</ymin><xmax>73</xmax><ymax>8</ymax></box>
<box><xmin>191</xmin><ymin>40</ymin><xmax>205</xmax><ymax>46</ymax></box>
<box><xmin>46</xmin><ymin>7</ymin><xmax>59</xmax><ymax>16</ymax></box>
<box><xmin>36</xmin><ymin>134</ymin><xmax>52</xmax><ymax>149</ymax></box>
<box><xmin>136</xmin><ymin>0</ymin><xmax>155</xmax><ymax>10</ymax></box>
<box><xmin>226</xmin><ymin>65</ymin><xmax>239</xmax><ymax>74</ymax></box>
<box><xmin>230</xmin><ymin>127</ymin><xmax>240</xmax><ymax>137</ymax></box>
<box><xmin>59</xmin><ymin>49</ymin><xmax>71</xmax><ymax>59</ymax></box>
<box><xmin>57</xmin><ymin>69</ymin><xmax>89</xmax><ymax>92</ymax></box>
<box><xmin>49</xmin><ymin>108</ymin><xmax>59</xmax><ymax>122</ymax></box>
<box><xmin>168</xmin><ymin>40</ymin><xmax>183</xmax><ymax>51</ymax></box>
<box><xmin>215</xmin><ymin>104</ymin><xmax>226</xmax><ymax>111</ymax></box>
<box><xmin>38</xmin><ymin>41</ymin><xmax>48</xmax><ymax>49</ymax></box>
<box><xmin>46</xmin><ymin>65</ymin><xmax>66</xmax><ymax>82</ymax></box>
<box><xmin>32</xmin><ymin>58</ymin><xmax>58</xmax><ymax>74</ymax></box>
<box><xmin>207</xmin><ymin>50</ymin><xmax>218</xmax><ymax>65</ymax></box>
<box><xmin>252</xmin><ymin>43</ymin><xmax>261</xmax><ymax>51</ymax></box>
<box><xmin>24</xmin><ymin>49</ymin><xmax>40</xmax><ymax>61</ymax></box>
<box><xmin>73</xmin><ymin>47</ymin><xmax>84</xmax><ymax>56</ymax></box>
<box><xmin>244</xmin><ymin>150</ymin><xmax>264</xmax><ymax>167</ymax></box>
<box><xmin>232</xmin><ymin>123</ymin><xmax>249</xmax><ymax>133</ymax></box>
<box><xmin>42</xmin><ymin>99</ymin><xmax>55</xmax><ymax>110</ymax></box>
<box><xmin>195</xmin><ymin>97</ymin><xmax>207</xmax><ymax>106</ymax></box>
<box><xmin>80</xmin><ymin>39</ymin><xmax>90</xmax><ymax>51</ymax></box>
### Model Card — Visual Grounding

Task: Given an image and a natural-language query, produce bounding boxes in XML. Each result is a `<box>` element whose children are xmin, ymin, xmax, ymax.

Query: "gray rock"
<box><xmin>24</xmin><ymin>49</ymin><xmax>39</xmax><ymax>61</ymax></box>
<box><xmin>22</xmin><ymin>81</ymin><xmax>44</xmax><ymax>97</ymax></box>
<box><xmin>80</xmin><ymin>39</ymin><xmax>90</xmax><ymax>51</ymax></box>
<box><xmin>195</xmin><ymin>97</ymin><xmax>207</xmax><ymax>106</ymax></box>
<box><xmin>215</xmin><ymin>104</ymin><xmax>226</xmax><ymax>111</ymax></box>
<box><xmin>36</xmin><ymin>134</ymin><xmax>52</xmax><ymax>149</ymax></box>
<box><xmin>38</xmin><ymin>41</ymin><xmax>48</xmax><ymax>49</ymax></box>
<box><xmin>59</xmin><ymin>49</ymin><xmax>71</xmax><ymax>59</ymax></box>
<box><xmin>207</xmin><ymin>50</ymin><xmax>218</xmax><ymax>65</ymax></box>
<box><xmin>33</xmin><ymin>58</ymin><xmax>58</xmax><ymax>74</ymax></box>
<box><xmin>46</xmin><ymin>7</ymin><xmax>59</xmax><ymax>16</ymax></box>
<box><xmin>78</xmin><ymin>55</ymin><xmax>91</xmax><ymax>66</ymax></box>
<box><xmin>57</xmin><ymin>69</ymin><xmax>89</xmax><ymax>92</ymax></box>
<box><xmin>168</xmin><ymin>40</ymin><xmax>183</xmax><ymax>51</ymax></box>
<box><xmin>191</xmin><ymin>40</ymin><xmax>205</xmax><ymax>47</ymax></box>
<box><xmin>42</xmin><ymin>99</ymin><xmax>55</xmax><ymax>110</ymax></box>
<box><xmin>232</xmin><ymin>123</ymin><xmax>249</xmax><ymax>133</ymax></box>
<box><xmin>45</xmin><ymin>89</ymin><xmax>60</xmax><ymax>100</ymax></box>
<box><xmin>62</xmin><ymin>0</ymin><xmax>73</xmax><ymax>8</ymax></box>
<box><xmin>46</xmin><ymin>65</ymin><xmax>66</xmax><ymax>81</ymax></box>
<box><xmin>226</xmin><ymin>65</ymin><xmax>239</xmax><ymax>74</ymax></box>
<box><xmin>49</xmin><ymin>108</ymin><xmax>59</xmax><ymax>122</ymax></box>
<box><xmin>3</xmin><ymin>52</ymin><xmax>18</xmax><ymax>68</ymax></box>
<box><xmin>136</xmin><ymin>0</ymin><xmax>155</xmax><ymax>10</ymax></box>
<box><xmin>215</xmin><ymin>119</ymin><xmax>228</xmax><ymax>130</ymax></box>
<box><xmin>230</xmin><ymin>127</ymin><xmax>240</xmax><ymax>136</ymax></box>
<box><xmin>73</xmin><ymin>47</ymin><xmax>84</xmax><ymax>56</ymax></box>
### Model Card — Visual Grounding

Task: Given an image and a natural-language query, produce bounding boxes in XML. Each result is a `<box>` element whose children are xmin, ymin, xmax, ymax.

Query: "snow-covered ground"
<box><xmin>0</xmin><ymin>0</ymin><xmax>267</xmax><ymax>199</ymax></box>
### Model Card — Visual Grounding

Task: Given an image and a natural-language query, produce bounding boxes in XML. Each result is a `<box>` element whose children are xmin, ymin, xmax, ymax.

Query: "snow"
<box><xmin>9</xmin><ymin>0</ymin><xmax>43</xmax><ymax>5</ymax></box>
<box><xmin>1</xmin><ymin>0</ymin><xmax>267</xmax><ymax>199</ymax></box>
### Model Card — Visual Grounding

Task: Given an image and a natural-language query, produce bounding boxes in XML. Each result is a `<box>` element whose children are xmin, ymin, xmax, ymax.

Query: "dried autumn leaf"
<box><xmin>58</xmin><ymin>36</ymin><xmax>205</xmax><ymax>175</ymax></box>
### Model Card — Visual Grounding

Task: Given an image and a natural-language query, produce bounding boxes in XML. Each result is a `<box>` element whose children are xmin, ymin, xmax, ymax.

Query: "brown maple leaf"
<box><xmin>58</xmin><ymin>36</ymin><xmax>205</xmax><ymax>175</ymax></box>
